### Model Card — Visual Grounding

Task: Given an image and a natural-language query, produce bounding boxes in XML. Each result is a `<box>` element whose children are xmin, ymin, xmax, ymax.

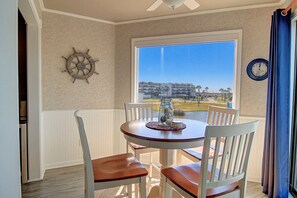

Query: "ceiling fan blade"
<box><xmin>147</xmin><ymin>0</ymin><xmax>163</xmax><ymax>11</ymax></box>
<box><xmin>184</xmin><ymin>0</ymin><xmax>200</xmax><ymax>10</ymax></box>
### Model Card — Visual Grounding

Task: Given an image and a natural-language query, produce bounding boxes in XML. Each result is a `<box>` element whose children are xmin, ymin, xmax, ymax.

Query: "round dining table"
<box><xmin>120</xmin><ymin>119</ymin><xmax>207</xmax><ymax>198</ymax></box>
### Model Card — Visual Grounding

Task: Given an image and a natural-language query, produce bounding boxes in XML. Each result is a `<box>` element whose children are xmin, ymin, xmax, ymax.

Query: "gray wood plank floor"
<box><xmin>22</xmin><ymin>165</ymin><xmax>267</xmax><ymax>198</ymax></box>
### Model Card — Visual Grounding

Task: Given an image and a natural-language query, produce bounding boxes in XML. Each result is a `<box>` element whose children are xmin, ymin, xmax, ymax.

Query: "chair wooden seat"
<box><xmin>161</xmin><ymin>163</ymin><xmax>238</xmax><ymax>197</ymax></box>
<box><xmin>92</xmin><ymin>153</ymin><xmax>148</xmax><ymax>182</ymax></box>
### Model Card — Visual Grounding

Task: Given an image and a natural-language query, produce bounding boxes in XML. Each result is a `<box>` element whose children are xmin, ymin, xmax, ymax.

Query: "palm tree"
<box><xmin>204</xmin><ymin>87</ymin><xmax>209</xmax><ymax>100</ymax></box>
<box><xmin>219</xmin><ymin>88</ymin><xmax>225</xmax><ymax>100</ymax></box>
<box><xmin>196</xmin><ymin>85</ymin><xmax>202</xmax><ymax>105</ymax></box>
<box><xmin>196</xmin><ymin>85</ymin><xmax>202</xmax><ymax>93</ymax></box>
<box><xmin>226</xmin><ymin>87</ymin><xmax>232</xmax><ymax>101</ymax></box>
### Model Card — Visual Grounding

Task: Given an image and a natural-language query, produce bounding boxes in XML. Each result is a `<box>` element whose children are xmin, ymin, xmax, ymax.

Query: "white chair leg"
<box><xmin>176</xmin><ymin>149</ymin><xmax>182</xmax><ymax>165</ymax></box>
<box><xmin>127</xmin><ymin>184</ymin><xmax>132</xmax><ymax>198</ymax></box>
<box><xmin>161</xmin><ymin>174</ymin><xmax>172</xmax><ymax>198</ymax></box>
<box><xmin>149</xmin><ymin>152</ymin><xmax>153</xmax><ymax>178</ymax></box>
<box><xmin>139</xmin><ymin>177</ymin><xmax>146</xmax><ymax>198</ymax></box>
<box><xmin>238</xmin><ymin>178</ymin><xmax>247</xmax><ymax>198</ymax></box>
<box><xmin>135</xmin><ymin>152</ymin><xmax>141</xmax><ymax>198</ymax></box>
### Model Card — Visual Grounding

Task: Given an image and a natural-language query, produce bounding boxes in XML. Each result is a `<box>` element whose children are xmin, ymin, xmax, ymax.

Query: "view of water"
<box><xmin>154</xmin><ymin>111</ymin><xmax>208</xmax><ymax>122</ymax></box>
<box><xmin>175</xmin><ymin>111</ymin><xmax>208</xmax><ymax>122</ymax></box>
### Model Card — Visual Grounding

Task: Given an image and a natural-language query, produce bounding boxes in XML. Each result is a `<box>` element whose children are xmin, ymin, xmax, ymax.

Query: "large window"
<box><xmin>132</xmin><ymin>31</ymin><xmax>242</xmax><ymax>122</ymax></box>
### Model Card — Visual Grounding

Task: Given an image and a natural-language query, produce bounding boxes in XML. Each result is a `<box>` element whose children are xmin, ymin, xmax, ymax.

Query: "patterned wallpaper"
<box><xmin>42</xmin><ymin>13</ymin><xmax>115</xmax><ymax>110</ymax></box>
<box><xmin>115</xmin><ymin>7</ymin><xmax>275</xmax><ymax>116</ymax></box>
<box><xmin>42</xmin><ymin>7</ymin><xmax>275</xmax><ymax>116</ymax></box>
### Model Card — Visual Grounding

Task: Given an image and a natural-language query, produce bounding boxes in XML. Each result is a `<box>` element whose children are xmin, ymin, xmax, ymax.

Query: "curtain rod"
<box><xmin>282</xmin><ymin>0</ymin><xmax>297</xmax><ymax>16</ymax></box>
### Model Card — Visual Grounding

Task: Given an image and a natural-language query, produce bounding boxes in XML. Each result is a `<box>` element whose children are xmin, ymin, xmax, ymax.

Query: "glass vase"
<box><xmin>158</xmin><ymin>97</ymin><xmax>174</xmax><ymax>126</ymax></box>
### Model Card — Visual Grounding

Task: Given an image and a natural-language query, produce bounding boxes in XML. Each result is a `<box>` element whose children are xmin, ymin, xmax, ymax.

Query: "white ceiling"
<box><xmin>42</xmin><ymin>0</ymin><xmax>283</xmax><ymax>23</ymax></box>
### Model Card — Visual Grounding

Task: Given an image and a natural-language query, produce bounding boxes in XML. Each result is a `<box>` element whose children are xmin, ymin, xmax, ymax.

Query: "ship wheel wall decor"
<box><xmin>62</xmin><ymin>47</ymin><xmax>99</xmax><ymax>83</ymax></box>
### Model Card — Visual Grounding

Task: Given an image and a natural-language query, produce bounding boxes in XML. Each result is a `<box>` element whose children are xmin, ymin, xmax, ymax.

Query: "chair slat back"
<box><xmin>125</xmin><ymin>103</ymin><xmax>154</xmax><ymax>122</ymax></box>
<box><xmin>198</xmin><ymin>121</ymin><xmax>258</xmax><ymax>197</ymax></box>
<box><xmin>207</xmin><ymin>106</ymin><xmax>239</xmax><ymax>126</ymax></box>
<box><xmin>74</xmin><ymin>111</ymin><xmax>94</xmax><ymax>198</ymax></box>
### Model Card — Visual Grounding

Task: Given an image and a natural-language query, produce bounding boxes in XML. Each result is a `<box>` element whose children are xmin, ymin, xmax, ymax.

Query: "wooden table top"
<box><xmin>120</xmin><ymin>119</ymin><xmax>207</xmax><ymax>143</ymax></box>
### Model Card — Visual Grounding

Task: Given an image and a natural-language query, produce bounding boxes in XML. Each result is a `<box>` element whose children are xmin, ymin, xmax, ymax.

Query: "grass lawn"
<box><xmin>143</xmin><ymin>98</ymin><xmax>227</xmax><ymax>112</ymax></box>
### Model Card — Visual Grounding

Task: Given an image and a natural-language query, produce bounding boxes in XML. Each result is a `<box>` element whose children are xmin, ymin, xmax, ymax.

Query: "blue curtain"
<box><xmin>262</xmin><ymin>9</ymin><xmax>291</xmax><ymax>198</ymax></box>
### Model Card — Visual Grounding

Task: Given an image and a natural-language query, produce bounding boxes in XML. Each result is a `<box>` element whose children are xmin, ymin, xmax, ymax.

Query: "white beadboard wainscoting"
<box><xmin>43</xmin><ymin>109</ymin><xmax>265</xmax><ymax>182</ymax></box>
<box><xmin>43</xmin><ymin>109</ymin><xmax>118</xmax><ymax>169</ymax></box>
<box><xmin>113</xmin><ymin>109</ymin><xmax>128</xmax><ymax>154</ymax></box>
<box><xmin>238</xmin><ymin>116</ymin><xmax>265</xmax><ymax>182</ymax></box>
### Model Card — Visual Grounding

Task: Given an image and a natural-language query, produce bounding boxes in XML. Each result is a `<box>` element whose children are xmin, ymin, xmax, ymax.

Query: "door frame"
<box><xmin>19</xmin><ymin>0</ymin><xmax>43</xmax><ymax>181</ymax></box>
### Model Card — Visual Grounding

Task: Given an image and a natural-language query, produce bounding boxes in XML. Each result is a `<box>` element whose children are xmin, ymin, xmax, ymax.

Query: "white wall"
<box><xmin>0</xmin><ymin>0</ymin><xmax>21</xmax><ymax>197</ymax></box>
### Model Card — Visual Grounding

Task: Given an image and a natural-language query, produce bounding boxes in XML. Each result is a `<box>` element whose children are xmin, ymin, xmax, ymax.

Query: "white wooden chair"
<box><xmin>74</xmin><ymin>111</ymin><xmax>148</xmax><ymax>198</ymax></box>
<box><xmin>125</xmin><ymin>103</ymin><xmax>159</xmax><ymax>172</ymax></box>
<box><xmin>177</xmin><ymin>105</ymin><xmax>239</xmax><ymax>163</ymax></box>
<box><xmin>124</xmin><ymin>103</ymin><xmax>159</xmax><ymax>197</ymax></box>
<box><xmin>162</xmin><ymin>121</ymin><xmax>259</xmax><ymax>198</ymax></box>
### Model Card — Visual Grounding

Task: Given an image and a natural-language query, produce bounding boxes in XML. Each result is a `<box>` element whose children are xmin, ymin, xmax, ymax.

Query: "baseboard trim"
<box><xmin>27</xmin><ymin>177</ymin><xmax>43</xmax><ymax>182</ymax></box>
<box><xmin>45</xmin><ymin>160</ymin><xmax>83</xmax><ymax>170</ymax></box>
<box><xmin>247</xmin><ymin>177</ymin><xmax>261</xmax><ymax>183</ymax></box>
<box><xmin>40</xmin><ymin>169</ymin><xmax>45</xmax><ymax>180</ymax></box>
<box><xmin>239</xmin><ymin>115</ymin><xmax>266</xmax><ymax>121</ymax></box>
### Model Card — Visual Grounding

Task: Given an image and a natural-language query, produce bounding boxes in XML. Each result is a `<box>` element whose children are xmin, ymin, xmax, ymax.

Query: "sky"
<box><xmin>138</xmin><ymin>41</ymin><xmax>235</xmax><ymax>92</ymax></box>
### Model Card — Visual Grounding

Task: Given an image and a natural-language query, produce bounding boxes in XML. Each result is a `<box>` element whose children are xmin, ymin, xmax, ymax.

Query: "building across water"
<box><xmin>139</xmin><ymin>82</ymin><xmax>196</xmax><ymax>99</ymax></box>
<box><xmin>138</xmin><ymin>81</ymin><xmax>232</xmax><ymax>102</ymax></box>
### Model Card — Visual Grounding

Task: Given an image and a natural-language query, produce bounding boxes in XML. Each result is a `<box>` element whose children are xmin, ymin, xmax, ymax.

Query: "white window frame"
<box><xmin>131</xmin><ymin>30</ymin><xmax>242</xmax><ymax>110</ymax></box>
